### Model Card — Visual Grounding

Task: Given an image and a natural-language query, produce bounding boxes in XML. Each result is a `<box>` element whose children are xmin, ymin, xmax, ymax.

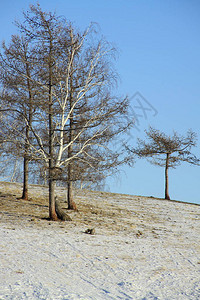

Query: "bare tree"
<box><xmin>0</xmin><ymin>4</ymin><xmax>133</xmax><ymax>220</ymax></box>
<box><xmin>0</xmin><ymin>34</ymin><xmax>39</xmax><ymax>200</ymax></box>
<box><xmin>127</xmin><ymin>127</ymin><xmax>199</xmax><ymax>200</ymax></box>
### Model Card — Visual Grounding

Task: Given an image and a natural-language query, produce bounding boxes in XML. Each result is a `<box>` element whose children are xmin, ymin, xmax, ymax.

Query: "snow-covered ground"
<box><xmin>0</xmin><ymin>183</ymin><xmax>200</xmax><ymax>299</ymax></box>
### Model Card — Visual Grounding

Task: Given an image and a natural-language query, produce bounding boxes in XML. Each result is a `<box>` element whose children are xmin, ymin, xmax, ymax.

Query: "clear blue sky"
<box><xmin>1</xmin><ymin>0</ymin><xmax>200</xmax><ymax>204</ymax></box>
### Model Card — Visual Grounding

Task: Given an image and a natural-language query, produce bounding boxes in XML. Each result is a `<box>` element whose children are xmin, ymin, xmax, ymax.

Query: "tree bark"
<box><xmin>22</xmin><ymin>155</ymin><xmax>29</xmax><ymax>200</ymax></box>
<box><xmin>48</xmin><ymin>103</ymin><xmax>58</xmax><ymax>220</ymax></box>
<box><xmin>165</xmin><ymin>152</ymin><xmax>170</xmax><ymax>200</ymax></box>
<box><xmin>22</xmin><ymin>56</ymin><xmax>33</xmax><ymax>200</ymax></box>
<box><xmin>48</xmin><ymin>38</ymin><xmax>57</xmax><ymax>220</ymax></box>
<box><xmin>49</xmin><ymin>174</ymin><xmax>57</xmax><ymax>220</ymax></box>
<box><xmin>67</xmin><ymin>162</ymin><xmax>77</xmax><ymax>210</ymax></box>
<box><xmin>67</xmin><ymin>161</ymin><xmax>73</xmax><ymax>209</ymax></box>
<box><xmin>49</xmin><ymin>105</ymin><xmax>57</xmax><ymax>220</ymax></box>
<box><xmin>67</xmin><ymin>51</ymin><xmax>77</xmax><ymax>211</ymax></box>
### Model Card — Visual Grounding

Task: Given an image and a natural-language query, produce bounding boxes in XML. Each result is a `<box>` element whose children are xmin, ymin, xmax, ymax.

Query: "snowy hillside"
<box><xmin>0</xmin><ymin>182</ymin><xmax>200</xmax><ymax>299</ymax></box>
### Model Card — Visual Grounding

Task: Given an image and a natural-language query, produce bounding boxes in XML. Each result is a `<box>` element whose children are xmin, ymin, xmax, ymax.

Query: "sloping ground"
<box><xmin>0</xmin><ymin>182</ymin><xmax>200</xmax><ymax>299</ymax></box>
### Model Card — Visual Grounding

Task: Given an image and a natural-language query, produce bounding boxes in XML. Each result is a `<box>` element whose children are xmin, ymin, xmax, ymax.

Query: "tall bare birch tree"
<box><xmin>1</xmin><ymin>4</ymin><xmax>133</xmax><ymax>220</ymax></box>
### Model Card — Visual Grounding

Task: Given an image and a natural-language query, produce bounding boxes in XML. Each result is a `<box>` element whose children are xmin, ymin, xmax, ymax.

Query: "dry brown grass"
<box><xmin>0</xmin><ymin>181</ymin><xmax>199</xmax><ymax>243</ymax></box>
<box><xmin>0</xmin><ymin>182</ymin><xmax>137</xmax><ymax>234</ymax></box>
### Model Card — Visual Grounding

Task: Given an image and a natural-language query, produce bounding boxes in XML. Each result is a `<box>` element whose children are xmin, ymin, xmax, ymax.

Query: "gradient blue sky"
<box><xmin>1</xmin><ymin>0</ymin><xmax>200</xmax><ymax>204</ymax></box>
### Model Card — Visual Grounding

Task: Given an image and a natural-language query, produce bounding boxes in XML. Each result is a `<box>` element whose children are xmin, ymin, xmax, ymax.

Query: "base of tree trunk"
<box><xmin>68</xmin><ymin>201</ymin><xmax>78</xmax><ymax>211</ymax></box>
<box><xmin>55</xmin><ymin>199</ymin><xmax>72</xmax><ymax>221</ymax></box>
<box><xmin>21</xmin><ymin>196</ymin><xmax>29</xmax><ymax>201</ymax></box>
<box><xmin>21</xmin><ymin>190</ymin><xmax>28</xmax><ymax>201</ymax></box>
<box><xmin>165</xmin><ymin>195</ymin><xmax>170</xmax><ymax>200</ymax></box>
<box><xmin>49</xmin><ymin>213</ymin><xmax>58</xmax><ymax>221</ymax></box>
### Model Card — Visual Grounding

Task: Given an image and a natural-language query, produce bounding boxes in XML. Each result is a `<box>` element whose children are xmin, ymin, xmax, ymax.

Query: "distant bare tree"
<box><xmin>127</xmin><ymin>127</ymin><xmax>199</xmax><ymax>200</ymax></box>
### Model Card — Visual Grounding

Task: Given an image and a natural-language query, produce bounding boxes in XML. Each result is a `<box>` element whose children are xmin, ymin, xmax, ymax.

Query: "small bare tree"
<box><xmin>127</xmin><ymin>127</ymin><xmax>199</xmax><ymax>200</ymax></box>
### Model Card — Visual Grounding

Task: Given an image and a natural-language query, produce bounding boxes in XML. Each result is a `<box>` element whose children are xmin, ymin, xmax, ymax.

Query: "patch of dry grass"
<box><xmin>0</xmin><ymin>181</ymin><xmax>199</xmax><ymax>242</ymax></box>
<box><xmin>0</xmin><ymin>182</ymin><xmax>137</xmax><ymax>234</ymax></box>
